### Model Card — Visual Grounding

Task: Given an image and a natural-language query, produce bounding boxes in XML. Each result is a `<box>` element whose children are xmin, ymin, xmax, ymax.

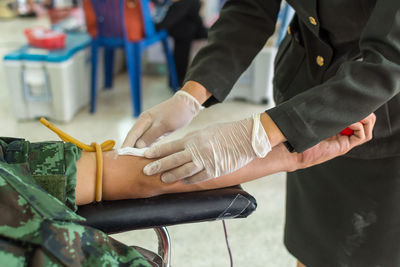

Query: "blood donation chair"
<box><xmin>77</xmin><ymin>185</ymin><xmax>257</xmax><ymax>266</ymax></box>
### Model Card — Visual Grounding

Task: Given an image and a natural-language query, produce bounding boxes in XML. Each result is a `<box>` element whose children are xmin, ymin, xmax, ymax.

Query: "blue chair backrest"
<box><xmin>89</xmin><ymin>0</ymin><xmax>158</xmax><ymax>41</ymax></box>
<box><xmin>90</xmin><ymin>0</ymin><xmax>124</xmax><ymax>38</ymax></box>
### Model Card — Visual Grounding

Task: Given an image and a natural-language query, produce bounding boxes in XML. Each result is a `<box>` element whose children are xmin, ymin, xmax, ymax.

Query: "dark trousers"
<box><xmin>156</xmin><ymin>0</ymin><xmax>207</xmax><ymax>86</ymax></box>
<box><xmin>285</xmin><ymin>155</ymin><xmax>400</xmax><ymax>267</ymax></box>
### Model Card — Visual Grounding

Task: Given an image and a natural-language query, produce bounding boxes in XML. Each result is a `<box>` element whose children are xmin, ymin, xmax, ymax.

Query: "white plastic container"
<box><xmin>4</xmin><ymin>33</ymin><xmax>95</xmax><ymax>122</ymax></box>
<box><xmin>4</xmin><ymin>33</ymin><xmax>126</xmax><ymax>122</ymax></box>
<box><xmin>4</xmin><ymin>51</ymin><xmax>89</xmax><ymax>122</ymax></box>
<box><xmin>4</xmin><ymin>33</ymin><xmax>92</xmax><ymax>122</ymax></box>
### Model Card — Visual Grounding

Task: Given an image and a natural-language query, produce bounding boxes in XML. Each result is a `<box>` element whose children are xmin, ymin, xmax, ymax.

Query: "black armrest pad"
<box><xmin>77</xmin><ymin>186</ymin><xmax>257</xmax><ymax>234</ymax></box>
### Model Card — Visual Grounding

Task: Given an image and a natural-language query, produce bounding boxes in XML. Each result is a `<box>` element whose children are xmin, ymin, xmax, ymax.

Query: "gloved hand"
<box><xmin>143</xmin><ymin>114</ymin><xmax>272</xmax><ymax>184</ymax></box>
<box><xmin>122</xmin><ymin>91</ymin><xmax>203</xmax><ymax>148</ymax></box>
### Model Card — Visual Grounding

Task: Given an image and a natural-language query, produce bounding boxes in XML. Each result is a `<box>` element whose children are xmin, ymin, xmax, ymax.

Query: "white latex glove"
<box><xmin>143</xmin><ymin>114</ymin><xmax>272</xmax><ymax>184</ymax></box>
<box><xmin>122</xmin><ymin>91</ymin><xmax>203</xmax><ymax>148</ymax></box>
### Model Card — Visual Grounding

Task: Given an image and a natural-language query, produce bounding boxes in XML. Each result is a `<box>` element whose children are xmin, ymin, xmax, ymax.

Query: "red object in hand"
<box><xmin>24</xmin><ymin>27</ymin><xmax>66</xmax><ymax>50</ymax></box>
<box><xmin>340</xmin><ymin>127</ymin><xmax>354</xmax><ymax>136</ymax></box>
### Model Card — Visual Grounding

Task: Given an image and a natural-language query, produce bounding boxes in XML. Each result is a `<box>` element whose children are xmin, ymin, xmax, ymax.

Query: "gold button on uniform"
<box><xmin>316</xmin><ymin>56</ymin><xmax>324</xmax><ymax>66</ymax></box>
<box><xmin>287</xmin><ymin>26</ymin><xmax>291</xmax><ymax>35</ymax></box>
<box><xmin>308</xmin><ymin>16</ymin><xmax>317</xmax><ymax>26</ymax></box>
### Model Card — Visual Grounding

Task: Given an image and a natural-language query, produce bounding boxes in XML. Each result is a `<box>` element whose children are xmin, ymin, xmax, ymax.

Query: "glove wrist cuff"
<box><xmin>175</xmin><ymin>90</ymin><xmax>204</xmax><ymax>115</ymax></box>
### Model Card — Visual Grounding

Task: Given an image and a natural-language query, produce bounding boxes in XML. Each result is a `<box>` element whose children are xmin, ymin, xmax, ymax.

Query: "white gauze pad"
<box><xmin>117</xmin><ymin>147</ymin><xmax>148</xmax><ymax>157</ymax></box>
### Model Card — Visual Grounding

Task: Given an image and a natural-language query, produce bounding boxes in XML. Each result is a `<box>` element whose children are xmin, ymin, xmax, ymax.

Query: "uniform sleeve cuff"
<box><xmin>266</xmin><ymin>106</ymin><xmax>320</xmax><ymax>153</ymax></box>
<box><xmin>64</xmin><ymin>143</ymin><xmax>82</xmax><ymax>212</ymax></box>
<box><xmin>184</xmin><ymin>75</ymin><xmax>232</xmax><ymax>107</ymax></box>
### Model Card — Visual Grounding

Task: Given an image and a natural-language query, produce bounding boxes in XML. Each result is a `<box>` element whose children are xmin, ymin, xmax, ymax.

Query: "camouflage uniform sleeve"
<box><xmin>0</xmin><ymin>138</ymin><xmax>152</xmax><ymax>267</ymax></box>
<box><xmin>2</xmin><ymin>137</ymin><xmax>81</xmax><ymax>211</ymax></box>
<box><xmin>29</xmin><ymin>141</ymin><xmax>81</xmax><ymax>211</ymax></box>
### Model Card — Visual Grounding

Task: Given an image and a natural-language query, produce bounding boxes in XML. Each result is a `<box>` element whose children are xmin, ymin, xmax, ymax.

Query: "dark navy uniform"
<box><xmin>185</xmin><ymin>0</ymin><xmax>400</xmax><ymax>266</ymax></box>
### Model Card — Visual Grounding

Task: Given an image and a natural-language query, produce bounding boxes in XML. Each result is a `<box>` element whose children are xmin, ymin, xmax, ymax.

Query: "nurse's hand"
<box><xmin>142</xmin><ymin>114</ymin><xmax>272</xmax><ymax>184</ymax></box>
<box><xmin>122</xmin><ymin>91</ymin><xmax>203</xmax><ymax>148</ymax></box>
<box><xmin>292</xmin><ymin>113</ymin><xmax>376</xmax><ymax>171</ymax></box>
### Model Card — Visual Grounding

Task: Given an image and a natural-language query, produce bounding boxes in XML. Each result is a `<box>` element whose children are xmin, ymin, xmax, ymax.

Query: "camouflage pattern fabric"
<box><xmin>0</xmin><ymin>137</ymin><xmax>151</xmax><ymax>267</ymax></box>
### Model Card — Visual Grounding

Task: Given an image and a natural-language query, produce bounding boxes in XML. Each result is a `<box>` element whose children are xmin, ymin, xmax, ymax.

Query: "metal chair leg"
<box><xmin>154</xmin><ymin>227</ymin><xmax>171</xmax><ymax>267</ymax></box>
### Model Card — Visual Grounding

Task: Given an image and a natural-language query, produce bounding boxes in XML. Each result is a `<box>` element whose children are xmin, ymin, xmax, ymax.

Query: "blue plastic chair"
<box><xmin>89</xmin><ymin>0</ymin><xmax>179</xmax><ymax>117</ymax></box>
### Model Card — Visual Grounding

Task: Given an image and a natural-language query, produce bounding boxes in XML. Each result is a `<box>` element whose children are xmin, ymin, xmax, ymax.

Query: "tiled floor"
<box><xmin>0</xmin><ymin>16</ymin><xmax>296</xmax><ymax>267</ymax></box>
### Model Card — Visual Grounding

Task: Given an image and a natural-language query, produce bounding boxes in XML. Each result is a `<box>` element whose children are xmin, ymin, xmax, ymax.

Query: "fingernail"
<box><xmin>136</xmin><ymin>140</ymin><xmax>146</xmax><ymax>148</ymax></box>
<box><xmin>161</xmin><ymin>173</ymin><xmax>176</xmax><ymax>183</ymax></box>
<box><xmin>143</xmin><ymin>161</ymin><xmax>160</xmax><ymax>175</ymax></box>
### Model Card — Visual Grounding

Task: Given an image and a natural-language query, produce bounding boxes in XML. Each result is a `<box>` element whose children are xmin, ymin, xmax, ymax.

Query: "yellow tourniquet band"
<box><xmin>40</xmin><ymin>117</ymin><xmax>115</xmax><ymax>202</ymax></box>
